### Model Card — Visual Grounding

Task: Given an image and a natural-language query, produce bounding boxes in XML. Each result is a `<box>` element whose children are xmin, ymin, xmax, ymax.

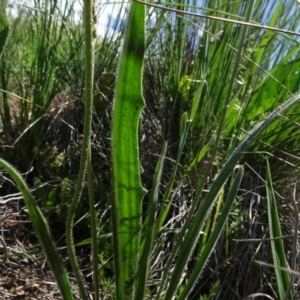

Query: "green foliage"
<box><xmin>0</xmin><ymin>158</ymin><xmax>74</xmax><ymax>299</ymax></box>
<box><xmin>0</xmin><ymin>1</ymin><xmax>84</xmax><ymax>167</ymax></box>
<box><xmin>199</xmin><ymin>282</ymin><xmax>220</xmax><ymax>300</ymax></box>
<box><xmin>112</xmin><ymin>3</ymin><xmax>146</xmax><ymax>298</ymax></box>
<box><xmin>1</xmin><ymin>0</ymin><xmax>300</xmax><ymax>299</ymax></box>
<box><xmin>228</xmin><ymin>195</ymin><xmax>249</xmax><ymax>238</ymax></box>
<box><xmin>266</xmin><ymin>159</ymin><xmax>292</xmax><ymax>300</ymax></box>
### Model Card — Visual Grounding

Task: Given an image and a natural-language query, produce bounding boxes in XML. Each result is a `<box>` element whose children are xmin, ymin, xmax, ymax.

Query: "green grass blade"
<box><xmin>178</xmin><ymin>166</ymin><xmax>244</xmax><ymax>300</ymax></box>
<box><xmin>188</xmin><ymin>80</ymin><xmax>206</xmax><ymax>122</ymax></box>
<box><xmin>0</xmin><ymin>159</ymin><xmax>73</xmax><ymax>300</ymax></box>
<box><xmin>111</xmin><ymin>1</ymin><xmax>146</xmax><ymax>299</ymax></box>
<box><xmin>266</xmin><ymin>159</ymin><xmax>292</xmax><ymax>300</ymax></box>
<box><xmin>159</xmin><ymin>92</ymin><xmax>300</xmax><ymax>299</ymax></box>
<box><xmin>154</xmin><ymin>112</ymin><xmax>189</xmax><ymax>238</ymax></box>
<box><xmin>249</xmin><ymin>0</ymin><xmax>282</xmax><ymax>77</ymax></box>
<box><xmin>136</xmin><ymin>142</ymin><xmax>167</xmax><ymax>300</ymax></box>
<box><xmin>184</xmin><ymin>136</ymin><xmax>215</xmax><ymax>176</ymax></box>
<box><xmin>159</xmin><ymin>6</ymin><xmax>255</xmax><ymax>294</ymax></box>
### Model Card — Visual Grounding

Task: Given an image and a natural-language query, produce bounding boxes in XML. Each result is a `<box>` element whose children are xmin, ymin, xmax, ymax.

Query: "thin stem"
<box><xmin>87</xmin><ymin>153</ymin><xmax>99</xmax><ymax>300</ymax></box>
<box><xmin>65</xmin><ymin>0</ymin><xmax>94</xmax><ymax>298</ymax></box>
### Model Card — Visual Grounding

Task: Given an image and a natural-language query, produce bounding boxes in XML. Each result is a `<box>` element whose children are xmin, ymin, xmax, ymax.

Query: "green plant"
<box><xmin>266</xmin><ymin>159</ymin><xmax>292</xmax><ymax>300</ymax></box>
<box><xmin>199</xmin><ymin>282</ymin><xmax>220</xmax><ymax>300</ymax></box>
<box><xmin>1</xmin><ymin>0</ymin><xmax>300</xmax><ymax>299</ymax></box>
<box><xmin>0</xmin><ymin>0</ymin><xmax>83</xmax><ymax>166</ymax></box>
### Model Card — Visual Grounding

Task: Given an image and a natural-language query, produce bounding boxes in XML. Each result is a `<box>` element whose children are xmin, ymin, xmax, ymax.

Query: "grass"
<box><xmin>1</xmin><ymin>0</ymin><xmax>300</xmax><ymax>299</ymax></box>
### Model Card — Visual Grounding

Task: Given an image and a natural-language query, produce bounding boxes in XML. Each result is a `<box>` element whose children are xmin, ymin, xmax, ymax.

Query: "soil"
<box><xmin>0</xmin><ymin>192</ymin><xmax>95</xmax><ymax>300</ymax></box>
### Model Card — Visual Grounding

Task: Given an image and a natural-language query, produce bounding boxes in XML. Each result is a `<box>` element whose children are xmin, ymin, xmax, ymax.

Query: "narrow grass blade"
<box><xmin>136</xmin><ymin>142</ymin><xmax>167</xmax><ymax>300</ymax></box>
<box><xmin>111</xmin><ymin>1</ymin><xmax>146</xmax><ymax>299</ymax></box>
<box><xmin>178</xmin><ymin>166</ymin><xmax>244</xmax><ymax>300</ymax></box>
<box><xmin>188</xmin><ymin>79</ymin><xmax>206</xmax><ymax>122</ymax></box>
<box><xmin>158</xmin><ymin>92</ymin><xmax>300</xmax><ymax>299</ymax></box>
<box><xmin>266</xmin><ymin>159</ymin><xmax>292</xmax><ymax>300</ymax></box>
<box><xmin>182</xmin><ymin>136</ymin><xmax>214</xmax><ymax>180</ymax></box>
<box><xmin>249</xmin><ymin>0</ymin><xmax>281</xmax><ymax>78</ymax></box>
<box><xmin>154</xmin><ymin>112</ymin><xmax>189</xmax><ymax>238</ymax></box>
<box><xmin>199</xmin><ymin>187</ymin><xmax>225</xmax><ymax>256</ymax></box>
<box><xmin>0</xmin><ymin>159</ymin><xmax>73</xmax><ymax>300</ymax></box>
<box><xmin>158</xmin><ymin>5</ymin><xmax>256</xmax><ymax>296</ymax></box>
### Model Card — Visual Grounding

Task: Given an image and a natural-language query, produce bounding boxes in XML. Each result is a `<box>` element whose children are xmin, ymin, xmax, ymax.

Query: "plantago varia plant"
<box><xmin>1</xmin><ymin>0</ymin><xmax>300</xmax><ymax>299</ymax></box>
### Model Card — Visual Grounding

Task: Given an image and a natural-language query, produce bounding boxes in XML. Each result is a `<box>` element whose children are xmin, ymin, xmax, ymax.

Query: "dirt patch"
<box><xmin>0</xmin><ymin>191</ymin><xmax>95</xmax><ymax>299</ymax></box>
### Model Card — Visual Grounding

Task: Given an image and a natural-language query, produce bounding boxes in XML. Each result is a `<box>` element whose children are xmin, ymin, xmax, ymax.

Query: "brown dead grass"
<box><xmin>0</xmin><ymin>190</ymin><xmax>95</xmax><ymax>299</ymax></box>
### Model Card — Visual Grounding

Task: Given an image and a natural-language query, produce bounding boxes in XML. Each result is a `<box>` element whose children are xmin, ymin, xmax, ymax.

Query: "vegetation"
<box><xmin>1</xmin><ymin>0</ymin><xmax>300</xmax><ymax>299</ymax></box>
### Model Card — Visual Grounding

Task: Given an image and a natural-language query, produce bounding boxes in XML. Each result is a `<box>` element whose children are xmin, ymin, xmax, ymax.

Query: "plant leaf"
<box><xmin>266</xmin><ymin>159</ymin><xmax>292</xmax><ymax>300</ymax></box>
<box><xmin>160</xmin><ymin>92</ymin><xmax>300</xmax><ymax>299</ymax></box>
<box><xmin>111</xmin><ymin>1</ymin><xmax>146</xmax><ymax>299</ymax></box>
<box><xmin>178</xmin><ymin>166</ymin><xmax>244</xmax><ymax>300</ymax></box>
<box><xmin>136</xmin><ymin>142</ymin><xmax>167</xmax><ymax>300</ymax></box>
<box><xmin>0</xmin><ymin>159</ymin><xmax>74</xmax><ymax>300</ymax></box>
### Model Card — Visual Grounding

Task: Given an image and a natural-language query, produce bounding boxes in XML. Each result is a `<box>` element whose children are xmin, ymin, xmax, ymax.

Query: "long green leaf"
<box><xmin>154</xmin><ymin>112</ymin><xmax>189</xmax><ymax>239</ymax></box>
<box><xmin>249</xmin><ymin>0</ymin><xmax>282</xmax><ymax>78</ymax></box>
<box><xmin>266</xmin><ymin>159</ymin><xmax>292</xmax><ymax>300</ymax></box>
<box><xmin>111</xmin><ymin>1</ymin><xmax>146</xmax><ymax>299</ymax></box>
<box><xmin>136</xmin><ymin>142</ymin><xmax>167</xmax><ymax>300</ymax></box>
<box><xmin>0</xmin><ymin>159</ymin><xmax>74</xmax><ymax>300</ymax></box>
<box><xmin>160</xmin><ymin>92</ymin><xmax>300</xmax><ymax>299</ymax></box>
<box><xmin>178</xmin><ymin>166</ymin><xmax>244</xmax><ymax>300</ymax></box>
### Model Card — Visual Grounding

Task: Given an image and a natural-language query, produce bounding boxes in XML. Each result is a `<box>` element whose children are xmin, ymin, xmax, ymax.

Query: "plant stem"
<box><xmin>65</xmin><ymin>0</ymin><xmax>94</xmax><ymax>298</ymax></box>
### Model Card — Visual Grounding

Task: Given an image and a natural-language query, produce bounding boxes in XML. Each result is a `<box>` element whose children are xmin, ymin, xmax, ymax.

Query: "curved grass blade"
<box><xmin>184</xmin><ymin>136</ymin><xmax>215</xmax><ymax>176</ymax></box>
<box><xmin>136</xmin><ymin>142</ymin><xmax>167</xmax><ymax>300</ymax></box>
<box><xmin>157</xmin><ymin>4</ymin><xmax>255</xmax><ymax>297</ymax></box>
<box><xmin>0</xmin><ymin>159</ymin><xmax>74</xmax><ymax>300</ymax></box>
<box><xmin>111</xmin><ymin>1</ymin><xmax>146</xmax><ymax>299</ymax></box>
<box><xmin>178</xmin><ymin>166</ymin><xmax>244</xmax><ymax>300</ymax></box>
<box><xmin>266</xmin><ymin>159</ymin><xmax>292</xmax><ymax>300</ymax></box>
<box><xmin>160</xmin><ymin>92</ymin><xmax>300</xmax><ymax>299</ymax></box>
<box><xmin>154</xmin><ymin>112</ymin><xmax>189</xmax><ymax>239</ymax></box>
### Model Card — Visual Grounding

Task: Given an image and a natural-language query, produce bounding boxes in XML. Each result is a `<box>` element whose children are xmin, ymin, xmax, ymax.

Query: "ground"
<box><xmin>0</xmin><ymin>192</ymin><xmax>95</xmax><ymax>299</ymax></box>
